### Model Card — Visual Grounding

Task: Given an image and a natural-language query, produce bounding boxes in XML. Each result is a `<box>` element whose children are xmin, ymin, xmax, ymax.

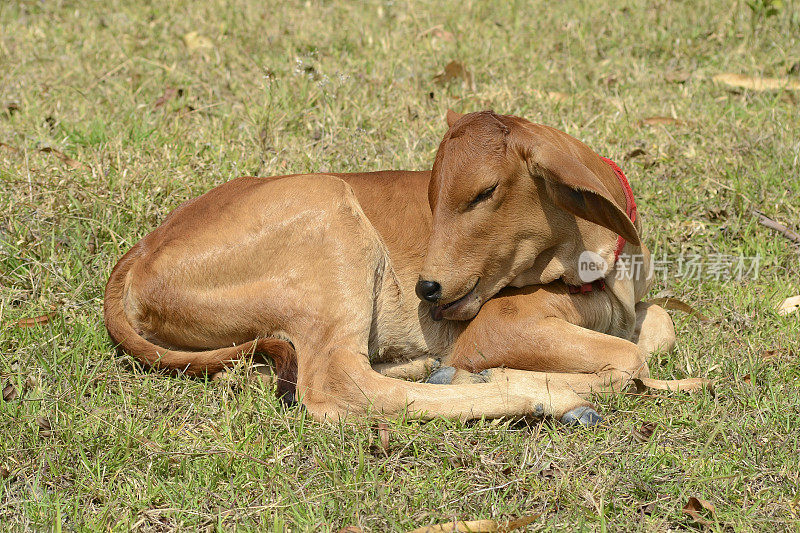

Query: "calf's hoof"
<box><xmin>560</xmin><ymin>406</ymin><xmax>603</xmax><ymax>427</ymax></box>
<box><xmin>426</xmin><ymin>366</ymin><xmax>490</xmax><ymax>385</ymax></box>
<box><xmin>426</xmin><ymin>366</ymin><xmax>457</xmax><ymax>384</ymax></box>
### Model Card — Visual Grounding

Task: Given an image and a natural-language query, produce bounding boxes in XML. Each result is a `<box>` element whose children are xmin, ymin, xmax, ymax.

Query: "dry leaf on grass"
<box><xmin>776</xmin><ymin>295</ymin><xmax>800</xmax><ymax>316</ymax></box>
<box><xmin>434</xmin><ymin>61</ymin><xmax>474</xmax><ymax>90</ymax></box>
<box><xmin>37</xmin><ymin>417</ymin><xmax>53</xmax><ymax>438</ymax></box>
<box><xmin>377</xmin><ymin>422</ymin><xmax>389</xmax><ymax>451</ymax></box>
<box><xmin>407</xmin><ymin>514</ymin><xmax>539</xmax><ymax>533</ymax></box>
<box><xmin>760</xmin><ymin>349</ymin><xmax>785</xmax><ymax>360</ymax></box>
<box><xmin>39</xmin><ymin>146</ymin><xmax>88</xmax><ymax>170</ymax></box>
<box><xmin>683</xmin><ymin>497</ymin><xmax>716</xmax><ymax>525</ymax></box>
<box><xmin>2</xmin><ymin>376</ymin><xmax>35</xmax><ymax>401</ymax></box>
<box><xmin>646</xmin><ymin>297</ymin><xmax>710</xmax><ymax>322</ymax></box>
<box><xmin>183</xmin><ymin>31</ymin><xmax>213</xmax><ymax>51</ymax></box>
<box><xmin>0</xmin><ymin>465</ymin><xmax>9</xmax><ymax>479</ymax></box>
<box><xmin>15</xmin><ymin>310</ymin><xmax>57</xmax><ymax>328</ymax></box>
<box><xmin>632</xmin><ymin>421</ymin><xmax>656</xmax><ymax>442</ymax></box>
<box><xmin>624</xmin><ymin>148</ymin><xmax>647</xmax><ymax>160</ymax></box>
<box><xmin>640</xmin><ymin>116</ymin><xmax>688</xmax><ymax>127</ymax></box>
<box><xmin>539</xmin><ymin>464</ymin><xmax>563</xmax><ymax>479</ymax></box>
<box><xmin>2</xmin><ymin>382</ymin><xmax>19</xmax><ymax>402</ymax></box>
<box><xmin>638</xmin><ymin>501</ymin><xmax>656</xmax><ymax>516</ymax></box>
<box><xmin>154</xmin><ymin>87</ymin><xmax>181</xmax><ymax>109</ymax></box>
<box><xmin>337</xmin><ymin>528</ymin><xmax>363</xmax><ymax>533</ymax></box>
<box><xmin>713</xmin><ymin>73</ymin><xmax>800</xmax><ymax>92</ymax></box>
<box><xmin>742</xmin><ymin>373</ymin><xmax>752</xmax><ymax>385</ymax></box>
<box><xmin>4</xmin><ymin>102</ymin><xmax>21</xmax><ymax>115</ymax></box>
<box><xmin>632</xmin><ymin>377</ymin><xmax>712</xmax><ymax>394</ymax></box>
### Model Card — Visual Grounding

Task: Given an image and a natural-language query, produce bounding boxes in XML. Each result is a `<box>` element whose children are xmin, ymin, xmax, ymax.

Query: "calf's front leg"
<box><xmin>447</xmin><ymin>312</ymin><xmax>649</xmax><ymax>390</ymax></box>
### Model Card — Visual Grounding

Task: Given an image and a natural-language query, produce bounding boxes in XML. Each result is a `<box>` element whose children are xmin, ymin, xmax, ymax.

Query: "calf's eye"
<box><xmin>470</xmin><ymin>184</ymin><xmax>498</xmax><ymax>206</ymax></box>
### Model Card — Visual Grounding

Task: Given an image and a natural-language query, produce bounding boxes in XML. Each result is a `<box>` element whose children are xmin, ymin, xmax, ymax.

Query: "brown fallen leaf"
<box><xmin>503</xmin><ymin>515</ymin><xmax>540</xmax><ymax>532</ymax></box>
<box><xmin>538</xmin><ymin>461</ymin><xmax>563</xmax><ymax>479</ymax></box>
<box><xmin>338</xmin><ymin>528</ymin><xmax>363</xmax><ymax>533</ymax></box>
<box><xmin>633</xmin><ymin>377</ymin><xmax>713</xmax><ymax>394</ymax></box>
<box><xmin>0</xmin><ymin>465</ymin><xmax>9</xmax><ymax>479</ymax></box>
<box><xmin>0</xmin><ymin>142</ymin><xmax>19</xmax><ymax>153</ymax></box>
<box><xmin>154</xmin><ymin>87</ymin><xmax>180</xmax><ymax>109</ymax></box>
<box><xmin>434</xmin><ymin>60</ymin><xmax>474</xmax><ymax>90</ymax></box>
<box><xmin>183</xmin><ymin>31</ymin><xmax>213</xmax><ymax>51</ymax></box>
<box><xmin>2</xmin><ymin>382</ymin><xmax>19</xmax><ymax>401</ymax></box>
<box><xmin>407</xmin><ymin>514</ymin><xmax>539</xmax><ymax>533</ymax></box>
<box><xmin>683</xmin><ymin>496</ymin><xmax>715</xmax><ymax>525</ymax></box>
<box><xmin>39</xmin><ymin>146</ymin><xmax>88</xmax><ymax>170</ymax></box>
<box><xmin>742</xmin><ymin>373</ymin><xmax>752</xmax><ymax>385</ymax></box>
<box><xmin>646</xmin><ymin>297</ymin><xmax>710</xmax><ymax>322</ymax></box>
<box><xmin>777</xmin><ymin>295</ymin><xmax>800</xmax><ymax>317</ymax></box>
<box><xmin>624</xmin><ymin>148</ymin><xmax>647</xmax><ymax>160</ymax></box>
<box><xmin>761</xmin><ymin>349</ymin><xmax>781</xmax><ymax>360</ymax></box>
<box><xmin>713</xmin><ymin>72</ymin><xmax>800</xmax><ymax>92</ymax></box>
<box><xmin>633</xmin><ymin>421</ymin><xmax>656</xmax><ymax>442</ymax></box>
<box><xmin>640</xmin><ymin>116</ymin><xmax>688</xmax><ymax>127</ymax></box>
<box><xmin>540</xmin><ymin>467</ymin><xmax>560</xmax><ymax>479</ymax></box>
<box><xmin>639</xmin><ymin>500</ymin><xmax>659</xmax><ymax>517</ymax></box>
<box><xmin>15</xmin><ymin>310</ymin><xmax>57</xmax><ymax>328</ymax></box>
<box><xmin>377</xmin><ymin>422</ymin><xmax>389</xmax><ymax>451</ymax></box>
<box><xmin>37</xmin><ymin>417</ymin><xmax>53</xmax><ymax>438</ymax></box>
<box><xmin>4</xmin><ymin>102</ymin><xmax>20</xmax><ymax>115</ymax></box>
<box><xmin>1</xmin><ymin>376</ymin><xmax>35</xmax><ymax>401</ymax></box>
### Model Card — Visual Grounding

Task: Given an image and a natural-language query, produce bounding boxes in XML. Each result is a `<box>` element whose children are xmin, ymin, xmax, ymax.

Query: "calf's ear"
<box><xmin>446</xmin><ymin>109</ymin><xmax>464</xmax><ymax>128</ymax></box>
<box><xmin>527</xmin><ymin>143</ymin><xmax>640</xmax><ymax>247</ymax></box>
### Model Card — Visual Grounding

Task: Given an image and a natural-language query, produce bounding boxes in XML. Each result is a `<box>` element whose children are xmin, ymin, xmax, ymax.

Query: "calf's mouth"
<box><xmin>431</xmin><ymin>278</ymin><xmax>480</xmax><ymax>321</ymax></box>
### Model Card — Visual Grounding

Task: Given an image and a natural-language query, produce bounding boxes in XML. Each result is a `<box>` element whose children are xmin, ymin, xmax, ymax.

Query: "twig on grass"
<box><xmin>754</xmin><ymin>210</ymin><xmax>800</xmax><ymax>247</ymax></box>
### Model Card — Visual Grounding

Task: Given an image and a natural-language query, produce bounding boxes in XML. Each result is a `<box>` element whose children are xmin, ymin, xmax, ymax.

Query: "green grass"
<box><xmin>1</xmin><ymin>0</ymin><xmax>800</xmax><ymax>530</ymax></box>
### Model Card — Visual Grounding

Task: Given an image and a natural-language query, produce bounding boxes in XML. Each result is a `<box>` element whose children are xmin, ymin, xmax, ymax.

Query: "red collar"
<box><xmin>567</xmin><ymin>157</ymin><xmax>637</xmax><ymax>294</ymax></box>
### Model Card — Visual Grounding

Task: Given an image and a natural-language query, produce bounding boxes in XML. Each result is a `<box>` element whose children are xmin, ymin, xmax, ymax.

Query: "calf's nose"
<box><xmin>415</xmin><ymin>279</ymin><xmax>442</xmax><ymax>303</ymax></box>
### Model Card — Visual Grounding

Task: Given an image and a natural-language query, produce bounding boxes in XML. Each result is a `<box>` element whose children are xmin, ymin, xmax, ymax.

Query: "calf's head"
<box><xmin>416</xmin><ymin>110</ymin><xmax>639</xmax><ymax>321</ymax></box>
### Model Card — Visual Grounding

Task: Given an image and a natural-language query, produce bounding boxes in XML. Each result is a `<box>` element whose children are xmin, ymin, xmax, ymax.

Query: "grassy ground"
<box><xmin>1</xmin><ymin>0</ymin><xmax>800</xmax><ymax>530</ymax></box>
